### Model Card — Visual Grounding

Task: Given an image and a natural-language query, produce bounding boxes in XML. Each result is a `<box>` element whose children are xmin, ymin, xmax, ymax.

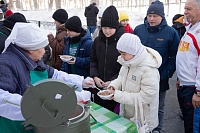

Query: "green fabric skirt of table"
<box><xmin>89</xmin><ymin>102</ymin><xmax>138</xmax><ymax>133</ymax></box>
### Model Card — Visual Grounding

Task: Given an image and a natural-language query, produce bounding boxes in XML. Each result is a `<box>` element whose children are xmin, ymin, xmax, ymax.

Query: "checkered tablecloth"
<box><xmin>90</xmin><ymin>102</ymin><xmax>138</xmax><ymax>133</ymax></box>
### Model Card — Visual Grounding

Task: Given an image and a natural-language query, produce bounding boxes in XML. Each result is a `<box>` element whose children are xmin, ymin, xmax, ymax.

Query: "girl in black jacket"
<box><xmin>90</xmin><ymin>5</ymin><xmax>125</xmax><ymax>112</ymax></box>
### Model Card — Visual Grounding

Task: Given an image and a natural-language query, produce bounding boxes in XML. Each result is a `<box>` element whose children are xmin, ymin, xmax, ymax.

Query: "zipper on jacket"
<box><xmin>103</xmin><ymin>39</ymin><xmax>108</xmax><ymax>81</ymax></box>
<box><xmin>122</xmin><ymin>67</ymin><xmax>130</xmax><ymax>112</ymax></box>
<box><xmin>124</xmin><ymin>67</ymin><xmax>130</xmax><ymax>91</ymax></box>
<box><xmin>123</xmin><ymin>67</ymin><xmax>130</xmax><ymax>114</ymax></box>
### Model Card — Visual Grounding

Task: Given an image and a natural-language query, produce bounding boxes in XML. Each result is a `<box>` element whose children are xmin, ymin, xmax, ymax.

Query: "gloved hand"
<box><xmin>82</xmin><ymin>77</ymin><xmax>95</xmax><ymax>88</ymax></box>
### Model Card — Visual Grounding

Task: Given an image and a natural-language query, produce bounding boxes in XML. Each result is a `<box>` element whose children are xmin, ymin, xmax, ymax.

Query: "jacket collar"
<box><xmin>144</xmin><ymin>17</ymin><xmax>167</xmax><ymax>33</ymax></box>
<box><xmin>65</xmin><ymin>28</ymin><xmax>91</xmax><ymax>45</ymax></box>
<box><xmin>99</xmin><ymin>25</ymin><xmax>125</xmax><ymax>43</ymax></box>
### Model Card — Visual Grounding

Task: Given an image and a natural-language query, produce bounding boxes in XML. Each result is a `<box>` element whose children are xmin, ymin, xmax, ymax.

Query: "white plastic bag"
<box><xmin>75</xmin><ymin>90</ymin><xmax>91</xmax><ymax>104</ymax></box>
<box><xmin>130</xmin><ymin>94</ymin><xmax>149</xmax><ymax>133</ymax></box>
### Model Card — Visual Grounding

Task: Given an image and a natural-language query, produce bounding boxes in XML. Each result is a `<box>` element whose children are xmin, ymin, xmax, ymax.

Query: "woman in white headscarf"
<box><xmin>0</xmin><ymin>23</ymin><xmax>94</xmax><ymax>133</ymax></box>
<box><xmin>107</xmin><ymin>33</ymin><xmax>162</xmax><ymax>132</ymax></box>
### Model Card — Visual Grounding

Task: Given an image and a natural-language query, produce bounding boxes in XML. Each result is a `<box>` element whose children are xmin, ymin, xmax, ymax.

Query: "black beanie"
<box><xmin>52</xmin><ymin>9</ymin><xmax>68</xmax><ymax>24</ymax></box>
<box><xmin>3</xmin><ymin>13</ymin><xmax>27</xmax><ymax>29</ymax></box>
<box><xmin>101</xmin><ymin>5</ymin><xmax>119</xmax><ymax>29</ymax></box>
<box><xmin>65</xmin><ymin>16</ymin><xmax>82</xmax><ymax>33</ymax></box>
<box><xmin>147</xmin><ymin>1</ymin><xmax>164</xmax><ymax>18</ymax></box>
<box><xmin>0</xmin><ymin>0</ymin><xmax>5</xmax><ymax>4</ymax></box>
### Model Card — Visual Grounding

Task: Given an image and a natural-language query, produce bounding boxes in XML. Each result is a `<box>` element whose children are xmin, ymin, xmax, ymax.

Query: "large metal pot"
<box><xmin>21</xmin><ymin>79</ymin><xmax>93</xmax><ymax>133</ymax></box>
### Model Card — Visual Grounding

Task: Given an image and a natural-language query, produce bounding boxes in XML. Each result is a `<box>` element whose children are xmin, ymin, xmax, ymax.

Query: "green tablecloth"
<box><xmin>89</xmin><ymin>102</ymin><xmax>138</xmax><ymax>133</ymax></box>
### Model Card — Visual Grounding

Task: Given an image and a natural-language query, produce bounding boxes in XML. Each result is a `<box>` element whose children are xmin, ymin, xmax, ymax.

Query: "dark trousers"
<box><xmin>177</xmin><ymin>87</ymin><xmax>184</xmax><ymax>113</ymax></box>
<box><xmin>179</xmin><ymin>86</ymin><xmax>195</xmax><ymax>133</ymax></box>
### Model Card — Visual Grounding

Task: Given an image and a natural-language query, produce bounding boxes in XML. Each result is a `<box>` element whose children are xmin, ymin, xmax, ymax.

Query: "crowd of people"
<box><xmin>0</xmin><ymin>0</ymin><xmax>199</xmax><ymax>133</ymax></box>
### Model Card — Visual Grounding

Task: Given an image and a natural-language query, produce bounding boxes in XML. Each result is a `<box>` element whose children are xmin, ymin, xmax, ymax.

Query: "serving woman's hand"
<box><xmin>82</xmin><ymin>77</ymin><xmax>95</xmax><ymax>88</ymax></box>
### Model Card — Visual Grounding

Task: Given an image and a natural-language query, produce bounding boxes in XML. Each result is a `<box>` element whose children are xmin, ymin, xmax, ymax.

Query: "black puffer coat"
<box><xmin>90</xmin><ymin>25</ymin><xmax>125</xmax><ymax>82</ymax></box>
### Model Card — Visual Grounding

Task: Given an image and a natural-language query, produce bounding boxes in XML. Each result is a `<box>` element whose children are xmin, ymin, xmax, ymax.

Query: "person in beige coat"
<box><xmin>108</xmin><ymin>33</ymin><xmax>162</xmax><ymax>132</ymax></box>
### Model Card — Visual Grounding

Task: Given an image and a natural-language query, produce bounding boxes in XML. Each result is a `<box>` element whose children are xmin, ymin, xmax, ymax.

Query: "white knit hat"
<box><xmin>3</xmin><ymin>22</ymin><xmax>48</xmax><ymax>53</ymax></box>
<box><xmin>117</xmin><ymin>33</ymin><xmax>144</xmax><ymax>58</ymax></box>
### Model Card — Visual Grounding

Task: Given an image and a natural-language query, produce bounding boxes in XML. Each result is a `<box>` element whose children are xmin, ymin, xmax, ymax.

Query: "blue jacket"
<box><xmin>61</xmin><ymin>29</ymin><xmax>92</xmax><ymax>78</ymax></box>
<box><xmin>0</xmin><ymin>44</ymin><xmax>54</xmax><ymax>95</ymax></box>
<box><xmin>133</xmin><ymin>18</ymin><xmax>180</xmax><ymax>91</ymax></box>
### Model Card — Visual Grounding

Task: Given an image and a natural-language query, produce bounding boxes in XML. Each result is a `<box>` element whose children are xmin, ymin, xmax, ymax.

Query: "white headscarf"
<box><xmin>117</xmin><ymin>33</ymin><xmax>144</xmax><ymax>59</ymax></box>
<box><xmin>3</xmin><ymin>22</ymin><xmax>48</xmax><ymax>53</ymax></box>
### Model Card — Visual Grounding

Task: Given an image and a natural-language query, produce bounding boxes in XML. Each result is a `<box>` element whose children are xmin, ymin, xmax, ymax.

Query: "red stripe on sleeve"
<box><xmin>187</xmin><ymin>32</ymin><xmax>200</xmax><ymax>56</ymax></box>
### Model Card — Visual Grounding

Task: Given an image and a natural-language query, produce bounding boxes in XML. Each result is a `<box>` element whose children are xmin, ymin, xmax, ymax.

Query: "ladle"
<box><xmin>93</xmin><ymin>85</ymin><xmax>101</xmax><ymax>91</ymax></box>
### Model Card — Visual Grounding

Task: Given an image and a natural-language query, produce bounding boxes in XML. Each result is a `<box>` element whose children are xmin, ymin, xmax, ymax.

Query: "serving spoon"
<box><xmin>93</xmin><ymin>85</ymin><xmax>101</xmax><ymax>91</ymax></box>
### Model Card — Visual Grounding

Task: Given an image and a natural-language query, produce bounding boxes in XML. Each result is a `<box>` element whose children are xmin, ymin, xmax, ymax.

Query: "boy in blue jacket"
<box><xmin>61</xmin><ymin>16</ymin><xmax>93</xmax><ymax>78</ymax></box>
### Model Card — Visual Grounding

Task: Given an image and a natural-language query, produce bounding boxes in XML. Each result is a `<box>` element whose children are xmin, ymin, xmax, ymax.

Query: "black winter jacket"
<box><xmin>172</xmin><ymin>22</ymin><xmax>186</xmax><ymax>39</ymax></box>
<box><xmin>90</xmin><ymin>25</ymin><xmax>125</xmax><ymax>83</ymax></box>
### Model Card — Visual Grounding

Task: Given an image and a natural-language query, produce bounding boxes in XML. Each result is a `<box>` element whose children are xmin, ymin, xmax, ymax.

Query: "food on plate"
<box><xmin>98</xmin><ymin>91</ymin><xmax>112</xmax><ymax>96</ymax></box>
<box><xmin>97</xmin><ymin>90</ymin><xmax>113</xmax><ymax>100</ymax></box>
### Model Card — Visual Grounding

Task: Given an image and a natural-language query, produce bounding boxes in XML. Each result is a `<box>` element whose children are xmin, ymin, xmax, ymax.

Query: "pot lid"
<box><xmin>21</xmin><ymin>79</ymin><xmax>77</xmax><ymax>128</ymax></box>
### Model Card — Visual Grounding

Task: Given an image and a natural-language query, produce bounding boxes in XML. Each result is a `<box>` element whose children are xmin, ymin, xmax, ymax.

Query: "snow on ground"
<box><xmin>14</xmin><ymin>3</ymin><xmax>186</xmax><ymax>35</ymax></box>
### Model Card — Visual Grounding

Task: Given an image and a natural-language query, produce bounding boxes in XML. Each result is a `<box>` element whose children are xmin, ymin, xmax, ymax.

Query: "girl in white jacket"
<box><xmin>108</xmin><ymin>33</ymin><xmax>162</xmax><ymax>132</ymax></box>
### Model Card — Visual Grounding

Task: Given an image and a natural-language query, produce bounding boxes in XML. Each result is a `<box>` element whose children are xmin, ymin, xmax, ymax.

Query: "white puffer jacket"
<box><xmin>108</xmin><ymin>47</ymin><xmax>162</xmax><ymax>131</ymax></box>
